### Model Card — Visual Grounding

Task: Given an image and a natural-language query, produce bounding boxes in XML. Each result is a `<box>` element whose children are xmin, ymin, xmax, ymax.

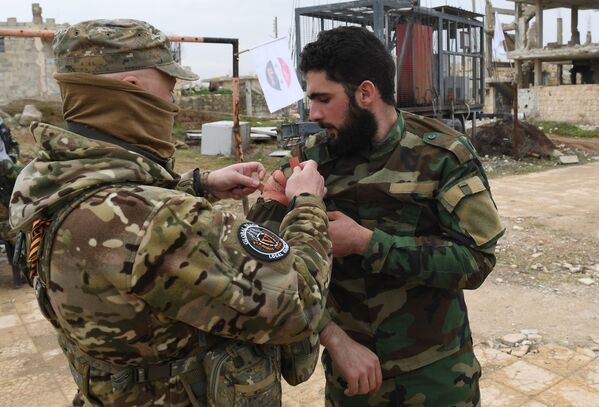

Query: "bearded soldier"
<box><xmin>249</xmin><ymin>26</ymin><xmax>504</xmax><ymax>406</ymax></box>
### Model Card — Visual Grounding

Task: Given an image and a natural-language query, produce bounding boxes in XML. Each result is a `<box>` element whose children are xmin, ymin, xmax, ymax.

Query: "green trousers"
<box><xmin>323</xmin><ymin>346</ymin><xmax>481</xmax><ymax>407</ymax></box>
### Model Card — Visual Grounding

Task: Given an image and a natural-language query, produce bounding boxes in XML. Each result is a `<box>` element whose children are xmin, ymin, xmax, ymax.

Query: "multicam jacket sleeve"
<box><xmin>130</xmin><ymin>194</ymin><xmax>332</xmax><ymax>345</ymax></box>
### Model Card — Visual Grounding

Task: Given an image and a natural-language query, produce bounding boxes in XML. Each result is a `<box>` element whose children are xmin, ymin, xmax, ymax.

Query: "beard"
<box><xmin>325</xmin><ymin>98</ymin><xmax>378</xmax><ymax>157</ymax></box>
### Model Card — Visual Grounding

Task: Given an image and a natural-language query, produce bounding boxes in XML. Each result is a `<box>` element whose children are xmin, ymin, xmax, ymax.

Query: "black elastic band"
<box><xmin>66</xmin><ymin>121</ymin><xmax>169</xmax><ymax>168</ymax></box>
<box><xmin>192</xmin><ymin>168</ymin><xmax>204</xmax><ymax>197</ymax></box>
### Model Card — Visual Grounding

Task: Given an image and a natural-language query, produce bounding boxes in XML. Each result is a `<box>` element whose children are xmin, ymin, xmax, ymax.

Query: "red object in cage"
<box><xmin>396</xmin><ymin>24</ymin><xmax>433</xmax><ymax>107</ymax></box>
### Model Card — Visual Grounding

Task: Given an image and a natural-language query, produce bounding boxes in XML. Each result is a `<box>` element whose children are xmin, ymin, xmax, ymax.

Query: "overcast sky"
<box><xmin>3</xmin><ymin>0</ymin><xmax>598</xmax><ymax>82</ymax></box>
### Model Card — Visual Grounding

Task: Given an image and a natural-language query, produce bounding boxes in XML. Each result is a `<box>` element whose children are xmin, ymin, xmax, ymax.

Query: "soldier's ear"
<box><xmin>121</xmin><ymin>74</ymin><xmax>141</xmax><ymax>86</ymax></box>
<box><xmin>355</xmin><ymin>80</ymin><xmax>376</xmax><ymax>108</ymax></box>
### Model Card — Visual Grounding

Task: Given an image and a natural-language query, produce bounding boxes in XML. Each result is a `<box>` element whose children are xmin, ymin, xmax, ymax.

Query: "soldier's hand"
<box><xmin>207</xmin><ymin>162</ymin><xmax>266</xmax><ymax>200</ymax></box>
<box><xmin>320</xmin><ymin>322</ymin><xmax>382</xmax><ymax>396</ymax></box>
<box><xmin>262</xmin><ymin>169</ymin><xmax>288</xmax><ymax>205</ymax></box>
<box><xmin>327</xmin><ymin>211</ymin><xmax>373</xmax><ymax>257</ymax></box>
<box><xmin>285</xmin><ymin>160</ymin><xmax>326</xmax><ymax>201</ymax></box>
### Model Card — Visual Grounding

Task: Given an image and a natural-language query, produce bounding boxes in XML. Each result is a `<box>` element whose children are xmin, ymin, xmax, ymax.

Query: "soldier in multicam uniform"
<box><xmin>9</xmin><ymin>19</ymin><xmax>332</xmax><ymax>407</ymax></box>
<box><xmin>248</xmin><ymin>27</ymin><xmax>504</xmax><ymax>406</ymax></box>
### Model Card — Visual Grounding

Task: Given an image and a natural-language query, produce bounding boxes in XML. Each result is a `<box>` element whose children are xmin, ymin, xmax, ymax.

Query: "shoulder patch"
<box><xmin>422</xmin><ymin>132</ymin><xmax>473</xmax><ymax>164</ymax></box>
<box><xmin>238</xmin><ymin>223</ymin><xmax>289</xmax><ymax>262</ymax></box>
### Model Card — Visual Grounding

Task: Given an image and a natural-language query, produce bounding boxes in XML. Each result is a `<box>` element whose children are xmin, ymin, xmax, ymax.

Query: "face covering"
<box><xmin>55</xmin><ymin>72</ymin><xmax>179</xmax><ymax>160</ymax></box>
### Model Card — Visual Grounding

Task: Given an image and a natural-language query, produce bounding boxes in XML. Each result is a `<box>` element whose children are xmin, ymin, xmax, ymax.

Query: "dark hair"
<box><xmin>299</xmin><ymin>26</ymin><xmax>396</xmax><ymax>106</ymax></box>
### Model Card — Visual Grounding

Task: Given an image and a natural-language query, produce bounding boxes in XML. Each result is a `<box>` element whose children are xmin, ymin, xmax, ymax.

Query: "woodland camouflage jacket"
<box><xmin>9</xmin><ymin>122</ymin><xmax>332</xmax><ymax>406</ymax></box>
<box><xmin>248</xmin><ymin>112</ymin><xmax>504</xmax><ymax>379</ymax></box>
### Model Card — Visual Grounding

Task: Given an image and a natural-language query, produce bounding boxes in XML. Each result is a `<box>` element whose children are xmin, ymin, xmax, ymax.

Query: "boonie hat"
<box><xmin>53</xmin><ymin>19</ymin><xmax>198</xmax><ymax>81</ymax></box>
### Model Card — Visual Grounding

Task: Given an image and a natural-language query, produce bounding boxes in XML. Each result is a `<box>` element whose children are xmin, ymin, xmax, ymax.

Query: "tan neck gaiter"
<box><xmin>55</xmin><ymin>72</ymin><xmax>179</xmax><ymax>159</ymax></box>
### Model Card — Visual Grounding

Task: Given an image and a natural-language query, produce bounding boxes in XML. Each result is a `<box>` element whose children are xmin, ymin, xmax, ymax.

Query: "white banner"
<box><xmin>493</xmin><ymin>13</ymin><xmax>508</xmax><ymax>61</ymax></box>
<box><xmin>250</xmin><ymin>37</ymin><xmax>304</xmax><ymax>113</ymax></box>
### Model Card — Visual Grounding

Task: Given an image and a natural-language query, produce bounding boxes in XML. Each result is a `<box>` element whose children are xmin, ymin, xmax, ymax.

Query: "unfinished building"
<box><xmin>506</xmin><ymin>0</ymin><xmax>599</xmax><ymax>124</ymax></box>
<box><xmin>0</xmin><ymin>4</ymin><xmax>67</xmax><ymax>104</ymax></box>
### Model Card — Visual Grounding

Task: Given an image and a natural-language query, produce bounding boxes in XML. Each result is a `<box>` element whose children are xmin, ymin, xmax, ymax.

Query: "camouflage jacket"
<box><xmin>249</xmin><ymin>112</ymin><xmax>504</xmax><ymax>378</ymax></box>
<box><xmin>10</xmin><ymin>123</ymin><xmax>332</xmax><ymax>406</ymax></box>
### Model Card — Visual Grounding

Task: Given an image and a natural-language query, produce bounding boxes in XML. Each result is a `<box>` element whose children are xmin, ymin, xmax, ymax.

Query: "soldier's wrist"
<box><xmin>319</xmin><ymin>321</ymin><xmax>344</xmax><ymax>349</ymax></box>
<box><xmin>354</xmin><ymin>226</ymin><xmax>374</xmax><ymax>256</ymax></box>
<box><xmin>192</xmin><ymin>168</ymin><xmax>215</xmax><ymax>200</ymax></box>
<box><xmin>287</xmin><ymin>193</ymin><xmax>326</xmax><ymax>212</ymax></box>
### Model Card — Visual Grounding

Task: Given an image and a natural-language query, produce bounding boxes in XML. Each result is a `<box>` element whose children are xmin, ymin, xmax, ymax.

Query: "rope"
<box><xmin>28</xmin><ymin>217</ymin><xmax>51</xmax><ymax>281</ymax></box>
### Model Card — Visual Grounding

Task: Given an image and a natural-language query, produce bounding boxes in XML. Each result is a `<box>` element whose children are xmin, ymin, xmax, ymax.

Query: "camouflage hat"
<box><xmin>53</xmin><ymin>19</ymin><xmax>198</xmax><ymax>81</ymax></box>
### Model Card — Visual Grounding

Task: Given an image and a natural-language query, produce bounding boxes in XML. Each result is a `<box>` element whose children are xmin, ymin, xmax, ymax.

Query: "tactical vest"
<box><xmin>29</xmin><ymin>183</ymin><xmax>316</xmax><ymax>407</ymax></box>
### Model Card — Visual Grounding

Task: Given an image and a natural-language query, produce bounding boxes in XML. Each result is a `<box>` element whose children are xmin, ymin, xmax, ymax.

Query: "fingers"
<box><xmin>239</xmin><ymin>161</ymin><xmax>266</xmax><ymax>178</ymax></box>
<box><xmin>344</xmin><ymin>369</ymin><xmax>380</xmax><ymax>397</ymax></box>
<box><xmin>344</xmin><ymin>375</ymin><xmax>360</xmax><ymax>397</ymax></box>
<box><xmin>299</xmin><ymin>159</ymin><xmax>317</xmax><ymax>171</ymax></box>
<box><xmin>374</xmin><ymin>363</ymin><xmax>383</xmax><ymax>393</ymax></box>
<box><xmin>230</xmin><ymin>171</ymin><xmax>260</xmax><ymax>189</ymax></box>
<box><xmin>343</xmin><ymin>374</ymin><xmax>370</xmax><ymax>397</ymax></box>
<box><xmin>272</xmin><ymin>170</ymin><xmax>287</xmax><ymax>187</ymax></box>
<box><xmin>368</xmin><ymin>363</ymin><xmax>379</xmax><ymax>393</ymax></box>
<box><xmin>358</xmin><ymin>374</ymin><xmax>370</xmax><ymax>395</ymax></box>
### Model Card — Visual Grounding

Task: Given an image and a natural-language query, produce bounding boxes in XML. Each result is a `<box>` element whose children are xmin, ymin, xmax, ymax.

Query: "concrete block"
<box><xmin>201</xmin><ymin>121</ymin><xmax>250</xmax><ymax>156</ymax></box>
<box><xmin>19</xmin><ymin>104</ymin><xmax>42</xmax><ymax>126</ymax></box>
<box><xmin>559</xmin><ymin>155</ymin><xmax>579</xmax><ymax>165</ymax></box>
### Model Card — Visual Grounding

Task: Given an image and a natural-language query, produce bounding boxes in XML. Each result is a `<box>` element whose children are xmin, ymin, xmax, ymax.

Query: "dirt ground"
<box><xmin>469</xmin><ymin>159</ymin><xmax>599</xmax><ymax>348</ymax></box>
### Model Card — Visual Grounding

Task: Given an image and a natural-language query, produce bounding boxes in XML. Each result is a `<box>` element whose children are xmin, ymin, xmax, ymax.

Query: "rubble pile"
<box><xmin>473</xmin><ymin>119</ymin><xmax>556</xmax><ymax>158</ymax></box>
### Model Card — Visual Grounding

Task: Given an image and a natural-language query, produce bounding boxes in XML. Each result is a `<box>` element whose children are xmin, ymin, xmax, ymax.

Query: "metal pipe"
<box><xmin>0</xmin><ymin>28</ymin><xmax>54</xmax><ymax>38</ymax></box>
<box><xmin>295</xmin><ymin>9</ymin><xmax>306</xmax><ymax>121</ymax></box>
<box><xmin>373</xmin><ymin>0</ymin><xmax>385</xmax><ymax>42</ymax></box>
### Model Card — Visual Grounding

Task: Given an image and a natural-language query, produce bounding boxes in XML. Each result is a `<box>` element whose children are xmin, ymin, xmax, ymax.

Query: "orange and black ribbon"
<box><xmin>28</xmin><ymin>218</ymin><xmax>51</xmax><ymax>282</ymax></box>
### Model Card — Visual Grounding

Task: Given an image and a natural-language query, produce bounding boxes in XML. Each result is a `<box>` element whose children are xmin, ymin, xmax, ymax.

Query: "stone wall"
<box><xmin>178</xmin><ymin>88</ymin><xmax>287</xmax><ymax>118</ymax></box>
<box><xmin>0</xmin><ymin>15</ymin><xmax>68</xmax><ymax>104</ymax></box>
<box><xmin>519</xmin><ymin>85</ymin><xmax>599</xmax><ymax>124</ymax></box>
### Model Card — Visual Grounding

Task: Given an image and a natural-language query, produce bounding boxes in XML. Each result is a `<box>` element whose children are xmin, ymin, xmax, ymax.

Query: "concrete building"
<box><xmin>503</xmin><ymin>0</ymin><xmax>599</xmax><ymax>124</ymax></box>
<box><xmin>0</xmin><ymin>4</ymin><xmax>67</xmax><ymax>104</ymax></box>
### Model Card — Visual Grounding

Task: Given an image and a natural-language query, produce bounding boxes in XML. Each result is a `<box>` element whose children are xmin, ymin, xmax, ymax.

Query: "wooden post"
<box><xmin>513</xmin><ymin>81</ymin><xmax>520</xmax><ymax>160</ymax></box>
<box><xmin>534</xmin><ymin>0</ymin><xmax>543</xmax><ymax>86</ymax></box>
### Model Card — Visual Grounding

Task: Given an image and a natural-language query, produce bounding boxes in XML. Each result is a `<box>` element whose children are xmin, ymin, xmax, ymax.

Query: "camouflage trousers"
<box><xmin>323</xmin><ymin>346</ymin><xmax>481</xmax><ymax>407</ymax></box>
